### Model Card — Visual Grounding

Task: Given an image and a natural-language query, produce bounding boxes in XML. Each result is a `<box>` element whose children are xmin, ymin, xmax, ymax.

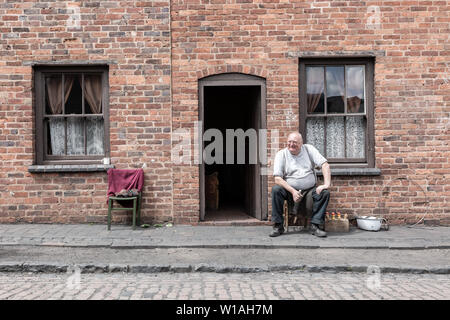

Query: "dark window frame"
<box><xmin>299</xmin><ymin>58</ymin><xmax>375</xmax><ymax>168</ymax></box>
<box><xmin>34</xmin><ymin>65</ymin><xmax>110</xmax><ymax>165</ymax></box>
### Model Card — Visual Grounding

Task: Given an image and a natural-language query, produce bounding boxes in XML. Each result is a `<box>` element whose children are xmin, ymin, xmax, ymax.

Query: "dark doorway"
<box><xmin>204</xmin><ymin>86</ymin><xmax>258</xmax><ymax>219</ymax></box>
<box><xmin>199</xmin><ymin>73</ymin><xmax>267</xmax><ymax>223</ymax></box>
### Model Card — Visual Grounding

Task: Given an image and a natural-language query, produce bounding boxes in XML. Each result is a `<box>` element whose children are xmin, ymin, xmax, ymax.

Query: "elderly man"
<box><xmin>270</xmin><ymin>132</ymin><xmax>331</xmax><ymax>237</ymax></box>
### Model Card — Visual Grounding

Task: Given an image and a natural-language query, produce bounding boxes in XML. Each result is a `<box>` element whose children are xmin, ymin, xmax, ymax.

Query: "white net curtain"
<box><xmin>45</xmin><ymin>74</ymin><xmax>104</xmax><ymax>156</ymax></box>
<box><xmin>306</xmin><ymin>65</ymin><xmax>366</xmax><ymax>159</ymax></box>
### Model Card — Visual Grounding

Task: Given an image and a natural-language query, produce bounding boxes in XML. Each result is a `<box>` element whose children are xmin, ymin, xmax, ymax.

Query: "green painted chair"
<box><xmin>107</xmin><ymin>192</ymin><xmax>142</xmax><ymax>231</ymax></box>
<box><xmin>107</xmin><ymin>168</ymin><xmax>144</xmax><ymax>231</ymax></box>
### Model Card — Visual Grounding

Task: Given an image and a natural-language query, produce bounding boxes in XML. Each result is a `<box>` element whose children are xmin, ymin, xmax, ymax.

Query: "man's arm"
<box><xmin>316</xmin><ymin>161</ymin><xmax>331</xmax><ymax>194</ymax></box>
<box><xmin>274</xmin><ymin>176</ymin><xmax>302</xmax><ymax>202</ymax></box>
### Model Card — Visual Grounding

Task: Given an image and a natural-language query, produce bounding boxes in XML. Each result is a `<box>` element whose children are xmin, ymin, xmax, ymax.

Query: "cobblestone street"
<box><xmin>0</xmin><ymin>271</ymin><xmax>449</xmax><ymax>300</ymax></box>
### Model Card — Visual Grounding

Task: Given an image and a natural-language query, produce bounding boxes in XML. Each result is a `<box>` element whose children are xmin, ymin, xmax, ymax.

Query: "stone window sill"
<box><xmin>28</xmin><ymin>164</ymin><xmax>114</xmax><ymax>173</ymax></box>
<box><xmin>317</xmin><ymin>168</ymin><xmax>381</xmax><ymax>176</ymax></box>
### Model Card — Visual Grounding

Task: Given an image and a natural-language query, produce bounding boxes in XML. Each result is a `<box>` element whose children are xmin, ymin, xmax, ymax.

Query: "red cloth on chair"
<box><xmin>107</xmin><ymin>169</ymin><xmax>144</xmax><ymax>199</ymax></box>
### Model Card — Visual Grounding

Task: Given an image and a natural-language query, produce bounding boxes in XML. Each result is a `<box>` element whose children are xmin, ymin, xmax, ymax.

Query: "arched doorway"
<box><xmin>198</xmin><ymin>73</ymin><xmax>267</xmax><ymax>223</ymax></box>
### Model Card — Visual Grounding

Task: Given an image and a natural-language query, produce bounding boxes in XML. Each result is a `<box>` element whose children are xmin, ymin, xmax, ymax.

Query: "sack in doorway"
<box><xmin>205</xmin><ymin>172</ymin><xmax>219</xmax><ymax>210</ymax></box>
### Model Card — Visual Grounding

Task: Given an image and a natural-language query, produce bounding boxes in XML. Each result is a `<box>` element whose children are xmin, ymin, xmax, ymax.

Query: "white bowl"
<box><xmin>357</xmin><ymin>216</ymin><xmax>382</xmax><ymax>231</ymax></box>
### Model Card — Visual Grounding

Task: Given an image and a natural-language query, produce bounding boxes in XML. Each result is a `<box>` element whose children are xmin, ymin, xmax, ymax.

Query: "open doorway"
<box><xmin>199</xmin><ymin>73</ymin><xmax>267</xmax><ymax>223</ymax></box>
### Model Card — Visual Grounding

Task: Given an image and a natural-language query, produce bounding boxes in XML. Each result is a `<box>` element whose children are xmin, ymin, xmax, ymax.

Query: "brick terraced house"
<box><xmin>0</xmin><ymin>0</ymin><xmax>448</xmax><ymax>226</ymax></box>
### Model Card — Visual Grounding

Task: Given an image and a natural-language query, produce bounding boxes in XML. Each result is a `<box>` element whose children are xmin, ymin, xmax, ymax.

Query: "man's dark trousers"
<box><xmin>271</xmin><ymin>185</ymin><xmax>330</xmax><ymax>226</ymax></box>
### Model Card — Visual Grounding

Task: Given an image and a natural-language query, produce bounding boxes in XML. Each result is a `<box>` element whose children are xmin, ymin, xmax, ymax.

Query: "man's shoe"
<box><xmin>269</xmin><ymin>224</ymin><xmax>284</xmax><ymax>237</ymax></box>
<box><xmin>310</xmin><ymin>224</ymin><xmax>327</xmax><ymax>237</ymax></box>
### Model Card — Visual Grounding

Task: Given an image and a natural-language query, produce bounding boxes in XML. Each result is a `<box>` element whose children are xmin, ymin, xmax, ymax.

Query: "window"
<box><xmin>34</xmin><ymin>66</ymin><xmax>109</xmax><ymax>164</ymax></box>
<box><xmin>299</xmin><ymin>58</ymin><xmax>375</xmax><ymax>167</ymax></box>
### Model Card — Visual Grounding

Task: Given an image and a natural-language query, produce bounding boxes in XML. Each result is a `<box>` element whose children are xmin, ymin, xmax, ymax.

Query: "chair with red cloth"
<box><xmin>107</xmin><ymin>168</ymin><xmax>144</xmax><ymax>230</ymax></box>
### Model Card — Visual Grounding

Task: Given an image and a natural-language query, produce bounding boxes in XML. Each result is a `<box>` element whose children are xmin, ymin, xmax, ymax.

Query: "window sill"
<box><xmin>28</xmin><ymin>164</ymin><xmax>115</xmax><ymax>173</ymax></box>
<box><xmin>317</xmin><ymin>168</ymin><xmax>381</xmax><ymax>176</ymax></box>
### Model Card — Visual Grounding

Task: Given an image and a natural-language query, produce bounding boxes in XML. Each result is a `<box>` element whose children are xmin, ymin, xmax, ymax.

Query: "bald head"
<box><xmin>287</xmin><ymin>132</ymin><xmax>303</xmax><ymax>155</ymax></box>
<box><xmin>288</xmin><ymin>132</ymin><xmax>302</xmax><ymax>142</ymax></box>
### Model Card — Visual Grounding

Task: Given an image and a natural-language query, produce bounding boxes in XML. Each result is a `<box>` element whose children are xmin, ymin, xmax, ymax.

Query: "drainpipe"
<box><xmin>169</xmin><ymin>0</ymin><xmax>174</xmax><ymax>224</ymax></box>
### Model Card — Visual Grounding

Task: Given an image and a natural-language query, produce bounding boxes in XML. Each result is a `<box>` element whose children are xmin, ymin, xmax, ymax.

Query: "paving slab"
<box><xmin>1</xmin><ymin>224</ymin><xmax>449</xmax><ymax>249</ymax></box>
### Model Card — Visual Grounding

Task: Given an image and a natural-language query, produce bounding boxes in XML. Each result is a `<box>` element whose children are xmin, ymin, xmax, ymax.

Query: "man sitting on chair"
<box><xmin>270</xmin><ymin>132</ymin><xmax>331</xmax><ymax>238</ymax></box>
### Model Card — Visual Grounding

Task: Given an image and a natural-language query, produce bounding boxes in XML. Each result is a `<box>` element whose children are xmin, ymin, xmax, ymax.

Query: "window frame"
<box><xmin>34</xmin><ymin>65</ymin><xmax>110</xmax><ymax>165</ymax></box>
<box><xmin>299</xmin><ymin>58</ymin><xmax>375</xmax><ymax>168</ymax></box>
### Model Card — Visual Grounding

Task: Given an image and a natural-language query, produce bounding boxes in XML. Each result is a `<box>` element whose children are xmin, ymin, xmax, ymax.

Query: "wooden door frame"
<box><xmin>198</xmin><ymin>73</ymin><xmax>267</xmax><ymax>221</ymax></box>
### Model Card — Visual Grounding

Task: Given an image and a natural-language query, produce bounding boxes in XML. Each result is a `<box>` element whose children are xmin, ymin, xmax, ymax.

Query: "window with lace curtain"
<box><xmin>34</xmin><ymin>66</ymin><xmax>109</xmax><ymax>164</ymax></box>
<box><xmin>299</xmin><ymin>58</ymin><xmax>375</xmax><ymax>168</ymax></box>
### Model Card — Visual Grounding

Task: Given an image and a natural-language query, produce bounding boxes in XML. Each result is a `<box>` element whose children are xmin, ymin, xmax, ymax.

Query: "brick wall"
<box><xmin>0</xmin><ymin>0</ymin><xmax>449</xmax><ymax>225</ymax></box>
<box><xmin>0</xmin><ymin>1</ymin><xmax>172</xmax><ymax>224</ymax></box>
<box><xmin>170</xmin><ymin>0</ymin><xmax>449</xmax><ymax>225</ymax></box>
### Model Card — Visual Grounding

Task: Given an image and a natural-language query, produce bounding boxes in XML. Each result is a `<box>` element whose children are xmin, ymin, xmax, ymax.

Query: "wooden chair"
<box><xmin>108</xmin><ymin>192</ymin><xmax>141</xmax><ymax>230</ymax></box>
<box><xmin>283</xmin><ymin>188</ymin><xmax>314</xmax><ymax>232</ymax></box>
<box><xmin>107</xmin><ymin>168</ymin><xmax>144</xmax><ymax>231</ymax></box>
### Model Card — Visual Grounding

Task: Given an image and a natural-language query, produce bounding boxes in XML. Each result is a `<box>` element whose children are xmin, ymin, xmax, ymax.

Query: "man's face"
<box><xmin>287</xmin><ymin>134</ymin><xmax>302</xmax><ymax>155</ymax></box>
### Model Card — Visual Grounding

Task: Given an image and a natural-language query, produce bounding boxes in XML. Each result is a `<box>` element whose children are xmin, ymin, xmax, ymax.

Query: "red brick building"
<box><xmin>0</xmin><ymin>1</ymin><xmax>448</xmax><ymax>225</ymax></box>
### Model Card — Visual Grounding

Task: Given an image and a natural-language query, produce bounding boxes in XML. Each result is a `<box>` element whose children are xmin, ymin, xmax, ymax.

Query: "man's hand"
<box><xmin>292</xmin><ymin>190</ymin><xmax>302</xmax><ymax>202</ymax></box>
<box><xmin>315</xmin><ymin>185</ymin><xmax>328</xmax><ymax>195</ymax></box>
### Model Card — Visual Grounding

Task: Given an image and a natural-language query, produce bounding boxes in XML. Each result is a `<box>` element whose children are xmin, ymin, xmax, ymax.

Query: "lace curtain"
<box><xmin>48</xmin><ymin>118</ymin><xmax>65</xmax><ymax>155</ymax></box>
<box><xmin>345</xmin><ymin>116</ymin><xmax>365</xmax><ymax>158</ymax></box>
<box><xmin>306</xmin><ymin>118</ymin><xmax>325</xmax><ymax>155</ymax></box>
<box><xmin>46</xmin><ymin>75</ymin><xmax>103</xmax><ymax>156</ymax></box>
<box><xmin>326</xmin><ymin>117</ymin><xmax>345</xmax><ymax>158</ymax></box>
<box><xmin>46</xmin><ymin>75</ymin><xmax>74</xmax><ymax>156</ymax></box>
<box><xmin>85</xmin><ymin>75</ymin><xmax>104</xmax><ymax>155</ymax></box>
<box><xmin>306</xmin><ymin>116</ymin><xmax>365</xmax><ymax>159</ymax></box>
<box><xmin>86</xmin><ymin>118</ymin><xmax>104</xmax><ymax>155</ymax></box>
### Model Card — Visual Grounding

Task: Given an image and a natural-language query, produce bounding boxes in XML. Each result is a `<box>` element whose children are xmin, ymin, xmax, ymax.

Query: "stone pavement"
<box><xmin>0</xmin><ymin>224</ymin><xmax>449</xmax><ymax>274</ymax></box>
<box><xmin>0</xmin><ymin>224</ymin><xmax>449</xmax><ymax>249</ymax></box>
